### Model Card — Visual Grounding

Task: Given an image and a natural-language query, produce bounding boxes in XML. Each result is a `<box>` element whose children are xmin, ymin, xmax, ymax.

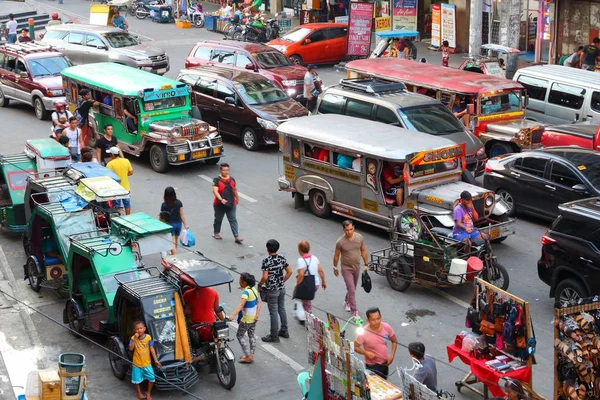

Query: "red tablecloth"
<box><xmin>447</xmin><ymin>344</ymin><xmax>531</xmax><ymax>397</ymax></box>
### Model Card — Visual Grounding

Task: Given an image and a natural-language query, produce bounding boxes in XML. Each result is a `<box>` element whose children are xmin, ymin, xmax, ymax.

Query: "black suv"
<box><xmin>538</xmin><ymin>197</ymin><xmax>600</xmax><ymax>304</ymax></box>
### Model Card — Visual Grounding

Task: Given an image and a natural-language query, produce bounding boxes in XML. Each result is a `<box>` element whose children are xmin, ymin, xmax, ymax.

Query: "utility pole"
<box><xmin>500</xmin><ymin>0</ymin><xmax>520</xmax><ymax>78</ymax></box>
<box><xmin>469</xmin><ymin>0</ymin><xmax>483</xmax><ymax>57</ymax></box>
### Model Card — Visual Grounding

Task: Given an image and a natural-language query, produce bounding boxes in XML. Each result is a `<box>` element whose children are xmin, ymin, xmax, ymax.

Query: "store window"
<box><xmin>548</xmin><ymin>83</ymin><xmax>585</xmax><ymax>110</ymax></box>
<box><xmin>517</xmin><ymin>75</ymin><xmax>548</xmax><ymax>101</ymax></box>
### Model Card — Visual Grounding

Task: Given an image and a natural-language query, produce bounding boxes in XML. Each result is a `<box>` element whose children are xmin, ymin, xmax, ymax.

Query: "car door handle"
<box><xmin>580</xmin><ymin>257</ymin><xmax>593</xmax><ymax>263</ymax></box>
<box><xmin>510</xmin><ymin>171</ymin><xmax>520</xmax><ymax>177</ymax></box>
<box><xmin>545</xmin><ymin>184</ymin><xmax>556</xmax><ymax>191</ymax></box>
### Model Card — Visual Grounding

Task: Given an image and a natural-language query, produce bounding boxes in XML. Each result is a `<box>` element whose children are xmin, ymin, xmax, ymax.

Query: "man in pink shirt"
<box><xmin>354</xmin><ymin>307</ymin><xmax>398</xmax><ymax>379</ymax></box>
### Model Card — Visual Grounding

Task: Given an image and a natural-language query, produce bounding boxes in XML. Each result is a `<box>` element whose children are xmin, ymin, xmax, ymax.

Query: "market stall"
<box><xmin>447</xmin><ymin>278</ymin><xmax>542</xmax><ymax>399</ymax></box>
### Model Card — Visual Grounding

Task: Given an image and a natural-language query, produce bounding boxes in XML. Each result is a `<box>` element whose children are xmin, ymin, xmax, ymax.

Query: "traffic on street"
<box><xmin>1</xmin><ymin>0</ymin><xmax>599</xmax><ymax>399</ymax></box>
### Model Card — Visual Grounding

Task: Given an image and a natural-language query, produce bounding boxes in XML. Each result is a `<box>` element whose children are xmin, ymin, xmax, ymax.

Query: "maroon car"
<box><xmin>542</xmin><ymin>123</ymin><xmax>600</xmax><ymax>152</ymax></box>
<box><xmin>185</xmin><ymin>40</ymin><xmax>307</xmax><ymax>97</ymax></box>
<box><xmin>0</xmin><ymin>42</ymin><xmax>71</xmax><ymax>120</ymax></box>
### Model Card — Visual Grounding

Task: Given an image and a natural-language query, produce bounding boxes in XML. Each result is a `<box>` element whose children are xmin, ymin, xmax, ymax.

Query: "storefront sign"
<box><xmin>347</xmin><ymin>2</ymin><xmax>374</xmax><ymax>57</ymax></box>
<box><xmin>441</xmin><ymin>3</ymin><xmax>456</xmax><ymax>48</ymax></box>
<box><xmin>431</xmin><ymin>4</ymin><xmax>441</xmax><ymax>47</ymax></box>
<box><xmin>543</xmin><ymin>5</ymin><xmax>551</xmax><ymax>40</ymax></box>
<box><xmin>375</xmin><ymin>16</ymin><xmax>391</xmax><ymax>32</ymax></box>
<box><xmin>392</xmin><ymin>0</ymin><xmax>417</xmax><ymax>31</ymax></box>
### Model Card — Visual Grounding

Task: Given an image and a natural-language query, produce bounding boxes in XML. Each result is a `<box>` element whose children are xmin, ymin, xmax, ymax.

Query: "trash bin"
<box><xmin>58</xmin><ymin>353</ymin><xmax>86</xmax><ymax>399</ymax></box>
<box><xmin>59</xmin><ymin>353</ymin><xmax>85</xmax><ymax>373</ymax></box>
<box><xmin>205</xmin><ymin>15</ymin><xmax>218</xmax><ymax>31</ymax></box>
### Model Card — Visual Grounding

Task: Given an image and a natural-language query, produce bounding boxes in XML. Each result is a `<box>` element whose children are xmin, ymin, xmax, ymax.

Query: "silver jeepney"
<box><xmin>277</xmin><ymin>115</ymin><xmax>516</xmax><ymax>240</ymax></box>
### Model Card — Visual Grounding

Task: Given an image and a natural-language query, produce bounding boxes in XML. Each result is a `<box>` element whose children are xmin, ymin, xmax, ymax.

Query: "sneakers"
<box><xmin>261</xmin><ymin>334</ymin><xmax>280</xmax><ymax>343</ymax></box>
<box><xmin>278</xmin><ymin>330</ymin><xmax>290</xmax><ymax>339</ymax></box>
<box><xmin>344</xmin><ymin>301</ymin><xmax>351</xmax><ymax>312</ymax></box>
<box><xmin>352</xmin><ymin>311</ymin><xmax>360</xmax><ymax>318</ymax></box>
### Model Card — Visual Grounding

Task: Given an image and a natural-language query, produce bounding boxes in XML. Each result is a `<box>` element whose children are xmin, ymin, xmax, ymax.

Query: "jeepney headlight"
<box><xmin>257</xmin><ymin>117</ymin><xmax>279</xmax><ymax>130</ymax></box>
<box><xmin>282</xmin><ymin>80</ymin><xmax>296</xmax><ymax>87</ymax></box>
<box><xmin>517</xmin><ymin>132</ymin><xmax>526</xmax><ymax>141</ymax></box>
<box><xmin>216</xmin><ymin>327</ymin><xmax>230</xmax><ymax>339</ymax></box>
<box><xmin>171</xmin><ymin>127</ymin><xmax>182</xmax><ymax>137</ymax></box>
<box><xmin>485</xmin><ymin>195</ymin><xmax>494</xmax><ymax>207</ymax></box>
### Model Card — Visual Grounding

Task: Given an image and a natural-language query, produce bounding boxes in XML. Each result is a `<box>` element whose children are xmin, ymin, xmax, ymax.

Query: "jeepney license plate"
<box><xmin>157</xmin><ymin>68</ymin><xmax>167</xmax><ymax>74</ymax></box>
<box><xmin>192</xmin><ymin>150</ymin><xmax>207</xmax><ymax>159</ymax></box>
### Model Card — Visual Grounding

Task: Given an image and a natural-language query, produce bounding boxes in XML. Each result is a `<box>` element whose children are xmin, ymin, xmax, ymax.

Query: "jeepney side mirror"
<box><xmin>467</xmin><ymin>104</ymin><xmax>475</xmax><ymax>115</ymax></box>
<box><xmin>224</xmin><ymin>97</ymin><xmax>236</xmax><ymax>106</ymax></box>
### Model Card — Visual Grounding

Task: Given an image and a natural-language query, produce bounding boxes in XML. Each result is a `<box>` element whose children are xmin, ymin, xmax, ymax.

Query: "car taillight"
<box><xmin>484</xmin><ymin>162</ymin><xmax>492</xmax><ymax>174</ymax></box>
<box><xmin>541</xmin><ymin>235</ymin><xmax>556</xmax><ymax>245</ymax></box>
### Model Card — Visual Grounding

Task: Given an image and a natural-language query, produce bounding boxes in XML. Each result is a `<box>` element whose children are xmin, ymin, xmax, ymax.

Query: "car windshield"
<box><xmin>480</xmin><ymin>91</ymin><xmax>521</xmax><ymax>116</ymax></box>
<box><xmin>102</xmin><ymin>32</ymin><xmax>140</xmax><ymax>48</ymax></box>
<box><xmin>255</xmin><ymin>51</ymin><xmax>292</xmax><ymax>68</ymax></box>
<box><xmin>143</xmin><ymin>96</ymin><xmax>186</xmax><ymax>111</ymax></box>
<box><xmin>234</xmin><ymin>81</ymin><xmax>289</xmax><ymax>105</ymax></box>
<box><xmin>281</xmin><ymin>27</ymin><xmax>311</xmax><ymax>42</ymax></box>
<box><xmin>398</xmin><ymin>104</ymin><xmax>466</xmax><ymax>135</ymax></box>
<box><xmin>28</xmin><ymin>56</ymin><xmax>71</xmax><ymax>77</ymax></box>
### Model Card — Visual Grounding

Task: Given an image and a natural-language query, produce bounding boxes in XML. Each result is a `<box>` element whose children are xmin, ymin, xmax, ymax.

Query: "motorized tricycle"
<box><xmin>161</xmin><ymin>251</ymin><xmax>237</xmax><ymax>390</ymax></box>
<box><xmin>369</xmin><ymin>209</ymin><xmax>509</xmax><ymax>292</ymax></box>
<box><xmin>369</xmin><ymin>30</ymin><xmax>419</xmax><ymax>60</ymax></box>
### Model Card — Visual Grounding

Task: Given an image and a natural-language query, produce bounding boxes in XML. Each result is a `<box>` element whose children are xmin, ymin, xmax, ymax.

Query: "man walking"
<box><xmin>5</xmin><ymin>14</ymin><xmax>18</xmax><ymax>44</ymax></box>
<box><xmin>354</xmin><ymin>307</ymin><xmax>397</xmax><ymax>379</ymax></box>
<box><xmin>106</xmin><ymin>147</ymin><xmax>133</xmax><ymax>215</ymax></box>
<box><xmin>580</xmin><ymin>37</ymin><xmax>600</xmax><ymax>71</ymax></box>
<box><xmin>212</xmin><ymin>163</ymin><xmax>243</xmax><ymax>243</ymax></box>
<box><xmin>303</xmin><ymin>64</ymin><xmax>318</xmax><ymax>112</ymax></box>
<box><xmin>333</xmin><ymin>220</ymin><xmax>368</xmax><ymax>317</ymax></box>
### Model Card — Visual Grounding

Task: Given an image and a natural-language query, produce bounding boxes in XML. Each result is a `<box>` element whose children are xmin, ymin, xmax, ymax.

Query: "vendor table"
<box><xmin>367</xmin><ymin>372</ymin><xmax>402</xmax><ymax>400</ymax></box>
<box><xmin>447</xmin><ymin>344</ymin><xmax>531</xmax><ymax>398</ymax></box>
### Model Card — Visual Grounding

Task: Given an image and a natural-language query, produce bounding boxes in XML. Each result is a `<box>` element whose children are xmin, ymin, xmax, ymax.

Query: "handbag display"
<box><xmin>293</xmin><ymin>257</ymin><xmax>316</xmax><ymax>300</ymax></box>
<box><xmin>480</xmin><ymin>320</ymin><xmax>496</xmax><ymax>336</ymax></box>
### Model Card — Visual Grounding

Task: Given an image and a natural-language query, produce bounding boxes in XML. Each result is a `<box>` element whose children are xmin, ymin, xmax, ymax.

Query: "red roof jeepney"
<box><xmin>345</xmin><ymin>58</ymin><xmax>544</xmax><ymax>158</ymax></box>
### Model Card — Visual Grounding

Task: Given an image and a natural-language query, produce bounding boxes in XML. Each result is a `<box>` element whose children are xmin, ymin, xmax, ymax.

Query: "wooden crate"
<box><xmin>38</xmin><ymin>370</ymin><xmax>61</xmax><ymax>400</ymax></box>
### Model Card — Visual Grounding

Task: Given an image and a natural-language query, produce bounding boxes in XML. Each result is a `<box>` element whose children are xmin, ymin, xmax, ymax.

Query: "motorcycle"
<box><xmin>241</xmin><ymin>15</ymin><xmax>279</xmax><ymax>43</ymax></box>
<box><xmin>130</xmin><ymin>0</ymin><xmax>162</xmax><ymax>17</ymax></box>
<box><xmin>187</xmin><ymin>2</ymin><xmax>205</xmax><ymax>28</ymax></box>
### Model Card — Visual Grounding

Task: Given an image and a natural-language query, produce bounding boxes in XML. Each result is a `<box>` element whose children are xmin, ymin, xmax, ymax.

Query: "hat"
<box><xmin>460</xmin><ymin>190</ymin><xmax>472</xmax><ymax>201</ymax></box>
<box><xmin>79</xmin><ymin>88</ymin><xmax>90</xmax><ymax>96</ymax></box>
<box><xmin>106</xmin><ymin>147</ymin><xmax>120</xmax><ymax>155</ymax></box>
<box><xmin>307</xmin><ymin>64</ymin><xmax>317</xmax><ymax>71</ymax></box>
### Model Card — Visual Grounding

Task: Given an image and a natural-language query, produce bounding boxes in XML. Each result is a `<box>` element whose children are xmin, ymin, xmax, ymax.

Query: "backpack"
<box><xmin>220</xmin><ymin>178</ymin><xmax>235</xmax><ymax>208</ymax></box>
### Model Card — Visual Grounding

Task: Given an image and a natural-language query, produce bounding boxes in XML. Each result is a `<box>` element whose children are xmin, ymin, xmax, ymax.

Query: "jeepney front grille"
<box><xmin>181</xmin><ymin>125</ymin><xmax>207</xmax><ymax>136</ymax></box>
<box><xmin>530</xmin><ymin>128</ymin><xmax>543</xmax><ymax>144</ymax></box>
<box><xmin>149</xmin><ymin>54</ymin><xmax>168</xmax><ymax>62</ymax></box>
<box><xmin>167</xmin><ymin>143</ymin><xmax>188</xmax><ymax>154</ymax></box>
<box><xmin>210</xmin><ymin>137</ymin><xmax>223</xmax><ymax>146</ymax></box>
<box><xmin>190</xmin><ymin>139</ymin><xmax>209</xmax><ymax>150</ymax></box>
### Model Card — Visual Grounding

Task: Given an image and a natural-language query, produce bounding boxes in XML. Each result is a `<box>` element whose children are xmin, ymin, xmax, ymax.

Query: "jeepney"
<box><xmin>277</xmin><ymin>115</ymin><xmax>515</xmax><ymax>241</ymax></box>
<box><xmin>345</xmin><ymin>58</ymin><xmax>544</xmax><ymax>158</ymax></box>
<box><xmin>62</xmin><ymin>63</ymin><xmax>224</xmax><ymax>173</ymax></box>
<box><xmin>0</xmin><ymin>139</ymin><xmax>70</xmax><ymax>232</ymax></box>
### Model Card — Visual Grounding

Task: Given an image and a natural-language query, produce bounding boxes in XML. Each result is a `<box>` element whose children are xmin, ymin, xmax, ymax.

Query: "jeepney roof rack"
<box><xmin>339</xmin><ymin>78</ymin><xmax>406</xmax><ymax>95</ymax></box>
<box><xmin>114</xmin><ymin>267</ymin><xmax>180</xmax><ymax>299</ymax></box>
<box><xmin>1</xmin><ymin>42</ymin><xmax>55</xmax><ymax>54</ymax></box>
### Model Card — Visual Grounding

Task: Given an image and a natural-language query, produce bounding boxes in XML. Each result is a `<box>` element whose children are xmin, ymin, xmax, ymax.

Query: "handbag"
<box><xmin>293</xmin><ymin>257</ymin><xmax>316</xmax><ymax>301</ymax></box>
<box><xmin>259</xmin><ymin>288</ymin><xmax>268</xmax><ymax>302</ymax></box>
<box><xmin>361</xmin><ymin>271</ymin><xmax>372</xmax><ymax>293</ymax></box>
<box><xmin>480</xmin><ymin>320</ymin><xmax>496</xmax><ymax>336</ymax></box>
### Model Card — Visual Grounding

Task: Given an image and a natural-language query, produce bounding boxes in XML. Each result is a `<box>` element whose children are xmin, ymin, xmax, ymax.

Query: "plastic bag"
<box><xmin>179</xmin><ymin>229</ymin><xmax>196</xmax><ymax>247</ymax></box>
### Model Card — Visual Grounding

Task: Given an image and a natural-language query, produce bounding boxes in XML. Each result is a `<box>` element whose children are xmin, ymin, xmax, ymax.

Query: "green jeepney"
<box><xmin>61</xmin><ymin>63</ymin><xmax>224</xmax><ymax>173</ymax></box>
<box><xmin>0</xmin><ymin>139</ymin><xmax>70</xmax><ymax>232</ymax></box>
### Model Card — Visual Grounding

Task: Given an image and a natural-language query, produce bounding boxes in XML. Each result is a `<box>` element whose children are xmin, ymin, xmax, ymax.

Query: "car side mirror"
<box><xmin>97</xmin><ymin>45</ymin><xmax>107</xmax><ymax>50</ymax></box>
<box><xmin>303</xmin><ymin>38</ymin><xmax>311</xmax><ymax>45</ymax></box>
<box><xmin>245</xmin><ymin>63</ymin><xmax>256</xmax><ymax>71</ymax></box>
<box><xmin>572</xmin><ymin>184</ymin><xmax>588</xmax><ymax>194</ymax></box>
<box><xmin>467</xmin><ymin>103</ymin><xmax>475</xmax><ymax>114</ymax></box>
<box><xmin>224</xmin><ymin>96</ymin><xmax>236</xmax><ymax>105</ymax></box>
<box><xmin>19</xmin><ymin>71</ymin><xmax>28</xmax><ymax>78</ymax></box>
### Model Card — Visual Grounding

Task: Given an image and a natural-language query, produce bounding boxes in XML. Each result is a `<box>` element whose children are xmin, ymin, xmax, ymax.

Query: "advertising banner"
<box><xmin>347</xmin><ymin>2</ymin><xmax>374</xmax><ymax>57</ymax></box>
<box><xmin>431</xmin><ymin>3</ymin><xmax>441</xmax><ymax>47</ymax></box>
<box><xmin>392</xmin><ymin>0</ymin><xmax>417</xmax><ymax>31</ymax></box>
<box><xmin>441</xmin><ymin>3</ymin><xmax>456</xmax><ymax>48</ymax></box>
<box><xmin>375</xmin><ymin>16</ymin><xmax>391</xmax><ymax>32</ymax></box>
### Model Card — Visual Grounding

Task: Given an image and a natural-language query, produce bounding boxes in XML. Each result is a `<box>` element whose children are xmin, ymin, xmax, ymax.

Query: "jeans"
<box><xmin>366</xmin><ymin>363</ymin><xmax>389</xmax><ymax>379</ymax></box>
<box><xmin>213</xmin><ymin>204</ymin><xmax>239</xmax><ymax>237</ymax></box>
<box><xmin>582</xmin><ymin>64</ymin><xmax>596</xmax><ymax>71</ymax></box>
<box><xmin>266</xmin><ymin>288</ymin><xmax>288</xmax><ymax>336</ymax></box>
<box><xmin>342</xmin><ymin>268</ymin><xmax>360</xmax><ymax>312</ymax></box>
<box><xmin>126</xmin><ymin>117</ymin><xmax>137</xmax><ymax>132</ymax></box>
<box><xmin>236</xmin><ymin>321</ymin><xmax>256</xmax><ymax>356</ymax></box>
<box><xmin>7</xmin><ymin>34</ymin><xmax>17</xmax><ymax>44</ymax></box>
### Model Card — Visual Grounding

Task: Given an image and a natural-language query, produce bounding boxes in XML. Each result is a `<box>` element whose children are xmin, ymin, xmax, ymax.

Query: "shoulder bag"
<box><xmin>293</xmin><ymin>257</ymin><xmax>316</xmax><ymax>300</ymax></box>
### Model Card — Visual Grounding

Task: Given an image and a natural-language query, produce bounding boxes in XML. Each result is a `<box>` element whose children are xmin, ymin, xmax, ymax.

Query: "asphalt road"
<box><xmin>0</xmin><ymin>2</ymin><xmax>557</xmax><ymax>399</ymax></box>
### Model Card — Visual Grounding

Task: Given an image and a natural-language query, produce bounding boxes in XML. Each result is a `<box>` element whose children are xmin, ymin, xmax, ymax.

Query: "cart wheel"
<box><xmin>386</xmin><ymin>256</ymin><xmax>412</xmax><ymax>292</ymax></box>
<box><xmin>66</xmin><ymin>300</ymin><xmax>84</xmax><ymax>338</ymax></box>
<box><xmin>26</xmin><ymin>256</ymin><xmax>42</xmax><ymax>292</ymax></box>
<box><xmin>482</xmin><ymin>260</ymin><xmax>509</xmax><ymax>290</ymax></box>
<box><xmin>107</xmin><ymin>336</ymin><xmax>128</xmax><ymax>380</ymax></box>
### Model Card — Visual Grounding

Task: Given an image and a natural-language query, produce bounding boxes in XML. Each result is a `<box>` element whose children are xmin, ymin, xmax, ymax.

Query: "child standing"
<box><xmin>441</xmin><ymin>40</ymin><xmax>450</xmax><ymax>67</ymax></box>
<box><xmin>129</xmin><ymin>321</ymin><xmax>161</xmax><ymax>400</ymax></box>
<box><xmin>231</xmin><ymin>272</ymin><xmax>261</xmax><ymax>364</ymax></box>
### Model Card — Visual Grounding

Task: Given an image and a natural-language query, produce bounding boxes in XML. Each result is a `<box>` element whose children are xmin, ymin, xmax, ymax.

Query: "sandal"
<box><xmin>234</xmin><ymin>237</ymin><xmax>243</xmax><ymax>244</ymax></box>
<box><xmin>213</xmin><ymin>234</ymin><xmax>222</xmax><ymax>240</ymax></box>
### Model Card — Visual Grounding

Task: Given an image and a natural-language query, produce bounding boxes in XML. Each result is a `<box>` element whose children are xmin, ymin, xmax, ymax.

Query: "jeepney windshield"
<box><xmin>480</xmin><ymin>91</ymin><xmax>521</xmax><ymax>116</ymax></box>
<box><xmin>398</xmin><ymin>104</ymin><xmax>466</xmax><ymax>135</ymax></box>
<box><xmin>409</xmin><ymin>159</ymin><xmax>459</xmax><ymax>178</ymax></box>
<box><xmin>142</xmin><ymin>96</ymin><xmax>186</xmax><ymax>112</ymax></box>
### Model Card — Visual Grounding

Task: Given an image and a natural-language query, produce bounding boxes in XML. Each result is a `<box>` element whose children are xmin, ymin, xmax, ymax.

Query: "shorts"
<box><xmin>115</xmin><ymin>198</ymin><xmax>131</xmax><ymax>209</ymax></box>
<box><xmin>385</xmin><ymin>187</ymin><xmax>401</xmax><ymax>196</ymax></box>
<box><xmin>453</xmin><ymin>230</ymin><xmax>481</xmax><ymax>243</ymax></box>
<box><xmin>169</xmin><ymin>222</ymin><xmax>182</xmax><ymax>237</ymax></box>
<box><xmin>131</xmin><ymin>365</ymin><xmax>155</xmax><ymax>384</ymax></box>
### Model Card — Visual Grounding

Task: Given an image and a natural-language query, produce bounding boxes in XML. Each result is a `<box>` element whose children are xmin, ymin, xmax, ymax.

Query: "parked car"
<box><xmin>267</xmin><ymin>23</ymin><xmax>347</xmax><ymax>65</ymax></box>
<box><xmin>185</xmin><ymin>40</ymin><xmax>307</xmax><ymax>97</ymax></box>
<box><xmin>41</xmin><ymin>24</ymin><xmax>169</xmax><ymax>74</ymax></box>
<box><xmin>316</xmin><ymin>78</ymin><xmax>487</xmax><ymax>178</ymax></box>
<box><xmin>513</xmin><ymin>65</ymin><xmax>600</xmax><ymax>125</ymax></box>
<box><xmin>538</xmin><ymin>197</ymin><xmax>600</xmax><ymax>304</ymax></box>
<box><xmin>177</xmin><ymin>66</ymin><xmax>309</xmax><ymax>151</ymax></box>
<box><xmin>542</xmin><ymin>123</ymin><xmax>600</xmax><ymax>151</ymax></box>
<box><xmin>483</xmin><ymin>147</ymin><xmax>600</xmax><ymax>219</ymax></box>
<box><xmin>0</xmin><ymin>42</ymin><xmax>70</xmax><ymax>120</ymax></box>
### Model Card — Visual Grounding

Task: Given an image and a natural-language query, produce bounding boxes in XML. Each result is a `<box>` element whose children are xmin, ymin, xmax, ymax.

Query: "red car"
<box><xmin>542</xmin><ymin>123</ymin><xmax>600</xmax><ymax>151</ymax></box>
<box><xmin>185</xmin><ymin>40</ymin><xmax>307</xmax><ymax>97</ymax></box>
<box><xmin>267</xmin><ymin>23</ymin><xmax>348</xmax><ymax>65</ymax></box>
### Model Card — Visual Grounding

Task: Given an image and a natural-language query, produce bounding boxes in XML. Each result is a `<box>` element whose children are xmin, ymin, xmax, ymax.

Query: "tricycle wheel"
<box><xmin>107</xmin><ymin>336</ymin><xmax>128</xmax><ymax>380</ymax></box>
<box><xmin>66</xmin><ymin>300</ymin><xmax>84</xmax><ymax>338</ymax></box>
<box><xmin>386</xmin><ymin>256</ymin><xmax>412</xmax><ymax>292</ymax></box>
<box><xmin>26</xmin><ymin>256</ymin><xmax>42</xmax><ymax>292</ymax></box>
<box><xmin>482</xmin><ymin>260</ymin><xmax>509</xmax><ymax>290</ymax></box>
<box><xmin>216</xmin><ymin>351</ymin><xmax>236</xmax><ymax>389</ymax></box>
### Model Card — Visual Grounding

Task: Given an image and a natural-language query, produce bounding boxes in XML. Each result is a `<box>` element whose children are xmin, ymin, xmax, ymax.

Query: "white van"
<box><xmin>513</xmin><ymin>65</ymin><xmax>600</xmax><ymax>125</ymax></box>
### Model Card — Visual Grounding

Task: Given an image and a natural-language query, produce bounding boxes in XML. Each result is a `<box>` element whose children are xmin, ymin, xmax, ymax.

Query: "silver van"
<box><xmin>41</xmin><ymin>24</ymin><xmax>169</xmax><ymax>75</ymax></box>
<box><xmin>316</xmin><ymin>78</ymin><xmax>487</xmax><ymax>177</ymax></box>
<box><xmin>514</xmin><ymin>65</ymin><xmax>600</xmax><ymax>125</ymax></box>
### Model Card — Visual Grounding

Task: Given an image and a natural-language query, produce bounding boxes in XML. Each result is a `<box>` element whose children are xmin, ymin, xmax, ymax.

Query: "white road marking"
<box><xmin>198</xmin><ymin>175</ymin><xmax>258</xmax><ymax>203</ymax></box>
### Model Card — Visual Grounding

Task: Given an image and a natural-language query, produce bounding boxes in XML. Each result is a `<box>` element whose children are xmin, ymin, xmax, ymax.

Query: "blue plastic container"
<box><xmin>205</xmin><ymin>15</ymin><xmax>217</xmax><ymax>31</ymax></box>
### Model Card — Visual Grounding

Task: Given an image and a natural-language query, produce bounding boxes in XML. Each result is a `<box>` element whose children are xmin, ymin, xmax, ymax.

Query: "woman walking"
<box><xmin>160</xmin><ymin>187</ymin><xmax>189</xmax><ymax>255</ymax></box>
<box><xmin>230</xmin><ymin>272</ymin><xmax>261</xmax><ymax>364</ymax></box>
<box><xmin>294</xmin><ymin>240</ymin><xmax>326</xmax><ymax>323</ymax></box>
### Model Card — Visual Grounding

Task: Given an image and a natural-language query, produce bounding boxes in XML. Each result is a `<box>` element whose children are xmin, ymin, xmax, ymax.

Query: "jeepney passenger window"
<box><xmin>114</xmin><ymin>97</ymin><xmax>123</xmax><ymax>118</ymax></box>
<box><xmin>333</xmin><ymin>152</ymin><xmax>355</xmax><ymax>170</ymax></box>
<box><xmin>304</xmin><ymin>143</ymin><xmax>329</xmax><ymax>162</ymax></box>
<box><xmin>439</xmin><ymin>92</ymin><xmax>452</xmax><ymax>107</ymax></box>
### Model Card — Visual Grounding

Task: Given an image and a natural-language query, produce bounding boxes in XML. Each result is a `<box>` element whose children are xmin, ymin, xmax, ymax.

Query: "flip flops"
<box><xmin>213</xmin><ymin>234</ymin><xmax>222</xmax><ymax>240</ymax></box>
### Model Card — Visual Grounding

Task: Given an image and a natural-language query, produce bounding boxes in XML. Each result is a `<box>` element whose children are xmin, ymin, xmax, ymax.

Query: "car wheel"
<box><xmin>489</xmin><ymin>142</ymin><xmax>513</xmax><ymax>157</ymax></box>
<box><xmin>496</xmin><ymin>189</ymin><xmax>517</xmax><ymax>217</ymax></box>
<box><xmin>241</xmin><ymin>127</ymin><xmax>259</xmax><ymax>151</ymax></box>
<box><xmin>34</xmin><ymin>97</ymin><xmax>49</xmax><ymax>120</ymax></box>
<box><xmin>308</xmin><ymin>189</ymin><xmax>331</xmax><ymax>218</ymax></box>
<box><xmin>149</xmin><ymin>144</ymin><xmax>169</xmax><ymax>173</ymax></box>
<box><xmin>555</xmin><ymin>278</ymin><xmax>588</xmax><ymax>305</ymax></box>
<box><xmin>0</xmin><ymin>87</ymin><xmax>9</xmax><ymax>107</ymax></box>
<box><xmin>289</xmin><ymin>55</ymin><xmax>303</xmax><ymax>65</ymax></box>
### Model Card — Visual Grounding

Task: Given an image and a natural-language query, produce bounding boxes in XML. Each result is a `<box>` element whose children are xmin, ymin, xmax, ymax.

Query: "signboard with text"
<box><xmin>392</xmin><ymin>0</ymin><xmax>417</xmax><ymax>31</ymax></box>
<box><xmin>441</xmin><ymin>3</ymin><xmax>456</xmax><ymax>48</ymax></box>
<box><xmin>375</xmin><ymin>16</ymin><xmax>391</xmax><ymax>32</ymax></box>
<box><xmin>347</xmin><ymin>2</ymin><xmax>374</xmax><ymax>57</ymax></box>
<box><xmin>431</xmin><ymin>4</ymin><xmax>441</xmax><ymax>47</ymax></box>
